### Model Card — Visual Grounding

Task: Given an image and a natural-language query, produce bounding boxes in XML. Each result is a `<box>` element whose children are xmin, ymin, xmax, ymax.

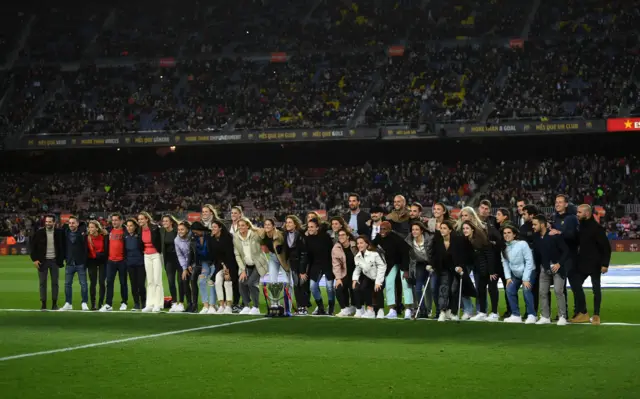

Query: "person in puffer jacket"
<box><xmin>501</xmin><ymin>224</ymin><xmax>536</xmax><ymax>324</ymax></box>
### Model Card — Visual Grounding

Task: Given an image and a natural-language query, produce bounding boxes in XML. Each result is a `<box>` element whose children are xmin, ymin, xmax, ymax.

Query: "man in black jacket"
<box><xmin>570</xmin><ymin>205</ymin><xmax>611</xmax><ymax>325</ymax></box>
<box><xmin>520</xmin><ymin>205</ymin><xmax>544</xmax><ymax>314</ymax></box>
<box><xmin>60</xmin><ymin>216</ymin><xmax>89</xmax><ymax>311</ymax></box>
<box><xmin>532</xmin><ymin>215</ymin><xmax>570</xmax><ymax>325</ymax></box>
<box><xmin>30</xmin><ymin>215</ymin><xmax>65</xmax><ymax>310</ymax></box>
<box><xmin>343</xmin><ymin>193</ymin><xmax>371</xmax><ymax>238</ymax></box>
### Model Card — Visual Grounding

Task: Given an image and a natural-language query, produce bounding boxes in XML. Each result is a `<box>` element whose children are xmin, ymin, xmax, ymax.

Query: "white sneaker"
<box><xmin>216</xmin><ymin>305</ymin><xmax>226</xmax><ymax>314</ymax></box>
<box><xmin>59</xmin><ymin>303</ymin><xmax>73</xmax><ymax>311</ymax></box>
<box><xmin>152</xmin><ymin>306</ymin><xmax>162</xmax><ymax>313</ymax></box>
<box><xmin>224</xmin><ymin>306</ymin><xmax>232</xmax><ymax>314</ymax></box>
<box><xmin>438</xmin><ymin>312</ymin><xmax>447</xmax><ymax>322</ymax></box>
<box><xmin>99</xmin><ymin>304</ymin><xmax>112</xmax><ymax>312</ymax></box>
<box><xmin>536</xmin><ymin>317</ymin><xmax>551</xmax><ymax>325</ymax></box>
<box><xmin>199</xmin><ymin>307</ymin><xmax>210</xmax><ymax>314</ymax></box>
<box><xmin>348</xmin><ymin>306</ymin><xmax>356</xmax><ymax>316</ymax></box>
<box><xmin>312</xmin><ymin>306</ymin><xmax>319</xmax><ymax>315</ymax></box>
<box><xmin>404</xmin><ymin>308</ymin><xmax>413</xmax><ymax>320</ymax></box>
<box><xmin>119</xmin><ymin>303</ymin><xmax>127</xmax><ymax>311</ymax></box>
<box><xmin>376</xmin><ymin>309</ymin><xmax>385</xmax><ymax>319</ymax></box>
<box><xmin>385</xmin><ymin>309</ymin><xmax>398</xmax><ymax>319</ymax></box>
<box><xmin>525</xmin><ymin>315</ymin><xmax>537</xmax><ymax>324</ymax></box>
<box><xmin>249</xmin><ymin>307</ymin><xmax>261</xmax><ymax>315</ymax></box>
<box><xmin>175</xmin><ymin>303</ymin><xmax>184</xmax><ymax>312</ymax></box>
<box><xmin>336</xmin><ymin>309</ymin><xmax>349</xmax><ymax>317</ymax></box>
<box><xmin>208</xmin><ymin>306</ymin><xmax>218</xmax><ymax>314</ymax></box>
<box><xmin>81</xmin><ymin>303</ymin><xmax>89</xmax><ymax>311</ymax></box>
<box><xmin>557</xmin><ymin>317</ymin><xmax>568</xmax><ymax>326</ymax></box>
<box><xmin>461</xmin><ymin>312</ymin><xmax>471</xmax><ymax>321</ymax></box>
<box><xmin>504</xmin><ymin>315</ymin><xmax>523</xmax><ymax>323</ymax></box>
<box><xmin>363</xmin><ymin>309</ymin><xmax>376</xmax><ymax>319</ymax></box>
<box><xmin>142</xmin><ymin>306</ymin><xmax>153</xmax><ymax>313</ymax></box>
<box><xmin>354</xmin><ymin>308</ymin><xmax>364</xmax><ymax>318</ymax></box>
<box><xmin>487</xmin><ymin>313</ymin><xmax>500</xmax><ymax>322</ymax></box>
<box><xmin>470</xmin><ymin>312</ymin><xmax>487</xmax><ymax>321</ymax></box>
<box><xmin>445</xmin><ymin>310</ymin><xmax>452</xmax><ymax>320</ymax></box>
<box><xmin>450</xmin><ymin>314</ymin><xmax>460</xmax><ymax>321</ymax></box>
<box><xmin>239</xmin><ymin>307</ymin><xmax>251</xmax><ymax>315</ymax></box>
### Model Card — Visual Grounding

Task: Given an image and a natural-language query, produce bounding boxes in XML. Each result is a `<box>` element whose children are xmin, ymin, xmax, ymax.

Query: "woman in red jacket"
<box><xmin>87</xmin><ymin>220</ymin><xmax>108</xmax><ymax>311</ymax></box>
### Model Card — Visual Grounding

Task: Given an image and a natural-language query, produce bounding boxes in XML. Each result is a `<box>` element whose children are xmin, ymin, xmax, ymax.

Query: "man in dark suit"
<box><xmin>343</xmin><ymin>193</ymin><xmax>371</xmax><ymax>238</ymax></box>
<box><xmin>570</xmin><ymin>205</ymin><xmax>611</xmax><ymax>325</ymax></box>
<box><xmin>30</xmin><ymin>214</ymin><xmax>65</xmax><ymax>310</ymax></box>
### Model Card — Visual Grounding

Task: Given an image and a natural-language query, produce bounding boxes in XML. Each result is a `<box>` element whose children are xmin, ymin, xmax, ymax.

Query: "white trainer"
<box><xmin>404</xmin><ymin>308</ymin><xmax>412</xmax><ymax>320</ymax></box>
<box><xmin>223</xmin><ymin>306</ymin><xmax>232</xmax><ymax>314</ymax></box>
<box><xmin>557</xmin><ymin>317</ymin><xmax>568</xmax><ymax>326</ymax></box>
<box><xmin>363</xmin><ymin>309</ymin><xmax>376</xmax><ymax>319</ymax></box>
<box><xmin>81</xmin><ymin>303</ymin><xmax>90</xmax><ymax>311</ymax></box>
<box><xmin>119</xmin><ymin>303</ymin><xmax>127</xmax><ymax>311</ymax></box>
<box><xmin>59</xmin><ymin>303</ymin><xmax>73</xmax><ymax>311</ymax></box>
<box><xmin>99</xmin><ymin>304</ymin><xmax>112</xmax><ymax>312</ymax></box>
<box><xmin>438</xmin><ymin>312</ymin><xmax>447</xmax><ymax>322</ymax></box>
<box><xmin>199</xmin><ymin>307</ymin><xmax>209</xmax><ymax>314</ymax></box>
<box><xmin>249</xmin><ymin>307</ymin><xmax>261</xmax><ymax>315</ymax></box>
<box><xmin>175</xmin><ymin>303</ymin><xmax>184</xmax><ymax>312</ymax></box>
<box><xmin>470</xmin><ymin>312</ymin><xmax>487</xmax><ymax>321</ymax></box>
<box><xmin>208</xmin><ymin>306</ymin><xmax>218</xmax><ymax>314</ymax></box>
<box><xmin>354</xmin><ymin>308</ymin><xmax>364</xmax><ymax>318</ymax></box>
<box><xmin>504</xmin><ymin>315</ymin><xmax>523</xmax><ymax>323</ymax></box>
<box><xmin>239</xmin><ymin>307</ymin><xmax>251</xmax><ymax>315</ymax></box>
<box><xmin>487</xmin><ymin>313</ymin><xmax>500</xmax><ymax>322</ymax></box>
<box><xmin>216</xmin><ymin>305</ymin><xmax>226</xmax><ymax>314</ymax></box>
<box><xmin>536</xmin><ymin>317</ymin><xmax>551</xmax><ymax>325</ymax></box>
<box><xmin>385</xmin><ymin>309</ymin><xmax>398</xmax><ymax>319</ymax></box>
<box><xmin>461</xmin><ymin>313</ymin><xmax>471</xmax><ymax>321</ymax></box>
<box><xmin>152</xmin><ymin>306</ymin><xmax>162</xmax><ymax>313</ymax></box>
<box><xmin>141</xmin><ymin>306</ymin><xmax>153</xmax><ymax>313</ymax></box>
<box><xmin>336</xmin><ymin>309</ymin><xmax>349</xmax><ymax>317</ymax></box>
<box><xmin>376</xmin><ymin>309</ymin><xmax>385</xmax><ymax>319</ymax></box>
<box><xmin>168</xmin><ymin>303</ymin><xmax>177</xmax><ymax>313</ymax></box>
<box><xmin>450</xmin><ymin>314</ymin><xmax>460</xmax><ymax>321</ymax></box>
<box><xmin>524</xmin><ymin>315</ymin><xmax>537</xmax><ymax>324</ymax></box>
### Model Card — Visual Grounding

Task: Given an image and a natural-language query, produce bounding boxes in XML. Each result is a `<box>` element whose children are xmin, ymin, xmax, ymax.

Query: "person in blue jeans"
<box><xmin>59</xmin><ymin>216</ymin><xmax>89</xmax><ymax>311</ymax></box>
<box><xmin>501</xmin><ymin>225</ymin><xmax>537</xmax><ymax>324</ymax></box>
<box><xmin>190</xmin><ymin>222</ymin><xmax>217</xmax><ymax>314</ymax></box>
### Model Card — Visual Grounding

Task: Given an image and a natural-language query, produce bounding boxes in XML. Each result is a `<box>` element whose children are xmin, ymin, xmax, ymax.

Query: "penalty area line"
<box><xmin>0</xmin><ymin>317</ymin><xmax>267</xmax><ymax>362</ymax></box>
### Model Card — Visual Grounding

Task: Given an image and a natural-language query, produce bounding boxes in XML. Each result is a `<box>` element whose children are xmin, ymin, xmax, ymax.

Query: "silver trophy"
<box><xmin>264</xmin><ymin>282</ymin><xmax>289</xmax><ymax>317</ymax></box>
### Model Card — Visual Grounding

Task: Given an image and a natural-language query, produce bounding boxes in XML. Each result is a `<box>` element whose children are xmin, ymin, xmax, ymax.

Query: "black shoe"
<box><xmin>502</xmin><ymin>311</ymin><xmax>511</xmax><ymax>319</ymax></box>
<box><xmin>315</xmin><ymin>299</ymin><xmax>326</xmax><ymax>315</ymax></box>
<box><xmin>51</xmin><ymin>302</ymin><xmax>58</xmax><ymax>311</ymax></box>
<box><xmin>327</xmin><ymin>300</ymin><xmax>335</xmax><ymax>316</ymax></box>
<box><xmin>41</xmin><ymin>301</ymin><xmax>47</xmax><ymax>311</ymax></box>
<box><xmin>232</xmin><ymin>305</ymin><xmax>241</xmax><ymax>314</ymax></box>
<box><xmin>133</xmin><ymin>303</ymin><xmax>141</xmax><ymax>311</ymax></box>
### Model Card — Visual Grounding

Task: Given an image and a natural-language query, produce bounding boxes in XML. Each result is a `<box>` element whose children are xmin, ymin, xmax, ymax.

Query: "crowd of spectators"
<box><xmin>478</xmin><ymin>156</ymin><xmax>640</xmax><ymax>209</ymax></box>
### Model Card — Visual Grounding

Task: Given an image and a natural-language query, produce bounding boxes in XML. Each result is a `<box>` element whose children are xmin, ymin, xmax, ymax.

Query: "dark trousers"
<box><xmin>292</xmin><ymin>271</ymin><xmax>311</xmax><ymax>308</ymax></box>
<box><xmin>239</xmin><ymin>266</ymin><xmax>260</xmax><ymax>307</ymax></box>
<box><xmin>336</xmin><ymin>272</ymin><xmax>359</xmax><ymax>309</ymax></box>
<box><xmin>450</xmin><ymin>273</ymin><xmax>462</xmax><ymax>313</ymax></box>
<box><xmin>87</xmin><ymin>260</ymin><xmax>106</xmax><ymax>307</ymax></box>
<box><xmin>357</xmin><ymin>275</ymin><xmax>383</xmax><ymax>308</ymax></box>
<box><xmin>164</xmin><ymin>256</ymin><xmax>184</xmax><ymax>303</ymax></box>
<box><xmin>189</xmin><ymin>266</ymin><xmax>201</xmax><ymax>307</ymax></box>
<box><xmin>570</xmin><ymin>271</ymin><xmax>602</xmax><ymax>316</ymax></box>
<box><xmin>395</xmin><ymin>271</ymin><xmax>403</xmax><ymax>311</ymax></box>
<box><xmin>38</xmin><ymin>259</ymin><xmax>59</xmax><ymax>305</ymax></box>
<box><xmin>500</xmin><ymin>275</ymin><xmax>511</xmax><ymax>314</ymax></box>
<box><xmin>128</xmin><ymin>265</ymin><xmax>146</xmax><ymax>307</ymax></box>
<box><xmin>436</xmin><ymin>270</ymin><xmax>451</xmax><ymax>312</ymax></box>
<box><xmin>232</xmin><ymin>277</ymin><xmax>240</xmax><ymax>306</ymax></box>
<box><xmin>106</xmin><ymin>260</ymin><xmax>128</xmax><ymax>306</ymax></box>
<box><xmin>477</xmin><ymin>274</ymin><xmax>499</xmax><ymax>314</ymax></box>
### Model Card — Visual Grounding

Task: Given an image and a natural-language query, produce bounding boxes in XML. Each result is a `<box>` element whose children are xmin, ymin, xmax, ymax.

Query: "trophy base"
<box><xmin>266</xmin><ymin>306</ymin><xmax>292</xmax><ymax>318</ymax></box>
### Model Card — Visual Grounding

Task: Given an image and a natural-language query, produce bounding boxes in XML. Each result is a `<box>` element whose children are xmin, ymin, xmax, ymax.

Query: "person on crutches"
<box><xmin>406</xmin><ymin>221</ymin><xmax>435</xmax><ymax>320</ymax></box>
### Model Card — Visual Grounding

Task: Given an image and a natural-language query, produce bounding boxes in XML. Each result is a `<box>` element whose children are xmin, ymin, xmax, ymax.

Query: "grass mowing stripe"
<box><xmin>0</xmin><ymin>317</ymin><xmax>268</xmax><ymax>362</ymax></box>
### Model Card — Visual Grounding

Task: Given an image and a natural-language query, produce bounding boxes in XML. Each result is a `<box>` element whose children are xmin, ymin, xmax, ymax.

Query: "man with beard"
<box><xmin>570</xmin><ymin>205</ymin><xmax>611</xmax><ymax>325</ymax></box>
<box><xmin>550</xmin><ymin>195</ymin><xmax>578</xmax><ymax>318</ymax></box>
<box><xmin>30</xmin><ymin>215</ymin><xmax>65</xmax><ymax>310</ymax></box>
<box><xmin>368</xmin><ymin>206</ymin><xmax>385</xmax><ymax>240</ymax></box>
<box><xmin>386</xmin><ymin>195</ymin><xmax>411</xmax><ymax>236</ymax></box>
<box><xmin>520</xmin><ymin>204</ymin><xmax>544</xmax><ymax>314</ymax></box>
<box><xmin>516</xmin><ymin>199</ymin><xmax>527</xmax><ymax>227</ymax></box>
<box><xmin>409</xmin><ymin>202</ymin><xmax>425</xmax><ymax>223</ymax></box>
<box><xmin>343</xmin><ymin>193</ymin><xmax>371</xmax><ymax>238</ymax></box>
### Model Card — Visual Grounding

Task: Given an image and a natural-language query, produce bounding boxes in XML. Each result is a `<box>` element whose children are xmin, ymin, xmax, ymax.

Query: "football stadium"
<box><xmin>2</xmin><ymin>0</ymin><xmax>640</xmax><ymax>398</ymax></box>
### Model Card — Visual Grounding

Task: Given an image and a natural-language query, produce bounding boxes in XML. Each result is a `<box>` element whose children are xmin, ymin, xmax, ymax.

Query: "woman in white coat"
<box><xmin>352</xmin><ymin>236</ymin><xmax>387</xmax><ymax>319</ymax></box>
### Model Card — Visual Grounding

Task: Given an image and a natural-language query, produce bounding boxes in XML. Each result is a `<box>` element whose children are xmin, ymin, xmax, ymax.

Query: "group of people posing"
<box><xmin>30</xmin><ymin>194</ymin><xmax>611</xmax><ymax>325</ymax></box>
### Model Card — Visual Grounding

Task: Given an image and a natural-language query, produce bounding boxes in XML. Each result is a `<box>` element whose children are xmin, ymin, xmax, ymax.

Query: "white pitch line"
<box><xmin>0</xmin><ymin>317</ymin><xmax>267</xmax><ymax>362</ymax></box>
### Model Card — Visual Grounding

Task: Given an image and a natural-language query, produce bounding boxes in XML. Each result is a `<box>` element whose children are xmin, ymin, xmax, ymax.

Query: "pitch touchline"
<box><xmin>0</xmin><ymin>317</ymin><xmax>267</xmax><ymax>362</ymax></box>
<box><xmin>1</xmin><ymin>308</ymin><xmax>640</xmax><ymax>327</ymax></box>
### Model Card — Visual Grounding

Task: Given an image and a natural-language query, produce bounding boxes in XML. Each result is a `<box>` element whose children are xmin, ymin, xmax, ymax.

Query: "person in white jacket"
<box><xmin>501</xmin><ymin>225</ymin><xmax>537</xmax><ymax>324</ymax></box>
<box><xmin>352</xmin><ymin>236</ymin><xmax>387</xmax><ymax>319</ymax></box>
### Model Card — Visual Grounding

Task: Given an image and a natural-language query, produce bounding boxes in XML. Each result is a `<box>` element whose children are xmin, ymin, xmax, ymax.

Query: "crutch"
<box><xmin>456</xmin><ymin>270</ymin><xmax>464</xmax><ymax>324</ymax></box>
<box><xmin>413</xmin><ymin>268</ymin><xmax>432</xmax><ymax>320</ymax></box>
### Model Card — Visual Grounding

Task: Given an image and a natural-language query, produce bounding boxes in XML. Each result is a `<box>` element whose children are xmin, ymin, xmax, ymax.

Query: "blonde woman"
<box><xmin>234</xmin><ymin>217</ymin><xmax>267</xmax><ymax>315</ymax></box>
<box><xmin>201</xmin><ymin>204</ymin><xmax>220</xmax><ymax>229</ymax></box>
<box><xmin>228</xmin><ymin>205</ymin><xmax>244</xmax><ymax>312</ymax></box>
<box><xmin>86</xmin><ymin>220</ymin><xmax>108</xmax><ymax>311</ymax></box>
<box><xmin>260</xmin><ymin>218</ymin><xmax>292</xmax><ymax>316</ymax></box>
<box><xmin>137</xmin><ymin>212</ymin><xmax>164</xmax><ymax>313</ymax></box>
